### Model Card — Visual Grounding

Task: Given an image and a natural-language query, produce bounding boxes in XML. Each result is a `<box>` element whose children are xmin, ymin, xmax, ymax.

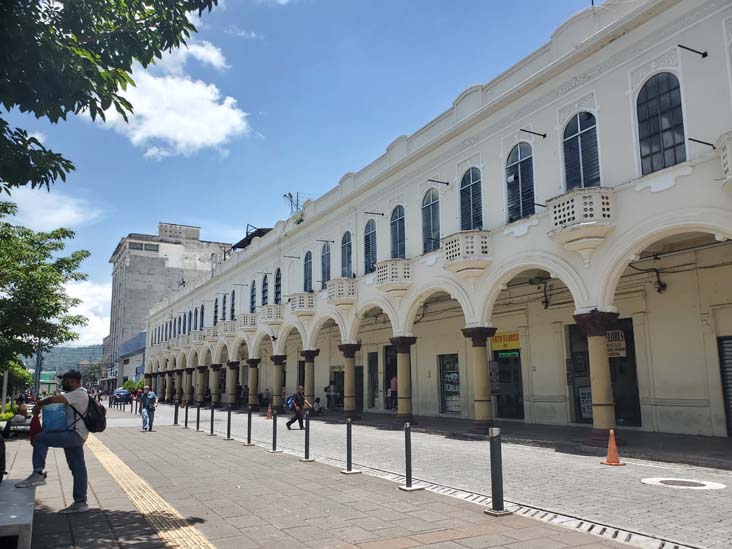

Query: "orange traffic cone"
<box><xmin>601</xmin><ymin>429</ymin><xmax>624</xmax><ymax>466</ymax></box>
<box><xmin>266</xmin><ymin>402</ymin><xmax>273</xmax><ymax>420</ymax></box>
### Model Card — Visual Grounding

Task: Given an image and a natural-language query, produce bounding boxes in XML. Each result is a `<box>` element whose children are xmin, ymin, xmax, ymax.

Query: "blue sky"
<box><xmin>7</xmin><ymin>0</ymin><xmax>593</xmax><ymax>344</ymax></box>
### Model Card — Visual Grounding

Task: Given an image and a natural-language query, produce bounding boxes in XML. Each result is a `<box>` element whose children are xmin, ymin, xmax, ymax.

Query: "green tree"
<box><xmin>0</xmin><ymin>0</ymin><xmax>217</xmax><ymax>194</ymax></box>
<box><xmin>0</xmin><ymin>202</ymin><xmax>90</xmax><ymax>362</ymax></box>
<box><xmin>81</xmin><ymin>362</ymin><xmax>101</xmax><ymax>387</ymax></box>
<box><xmin>1</xmin><ymin>359</ymin><xmax>33</xmax><ymax>396</ymax></box>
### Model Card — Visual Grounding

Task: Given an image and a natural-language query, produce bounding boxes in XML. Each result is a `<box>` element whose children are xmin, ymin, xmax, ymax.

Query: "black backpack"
<box><xmin>71</xmin><ymin>396</ymin><xmax>107</xmax><ymax>433</ymax></box>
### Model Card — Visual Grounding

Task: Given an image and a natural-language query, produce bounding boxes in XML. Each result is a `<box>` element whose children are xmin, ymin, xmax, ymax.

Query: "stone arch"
<box><xmin>348</xmin><ymin>297</ymin><xmax>400</xmax><ymax>341</ymax></box>
<box><xmin>400</xmin><ymin>277</ymin><xmax>475</xmax><ymax>335</ymax></box>
<box><xmin>595</xmin><ymin>208</ymin><xmax>732</xmax><ymax>308</ymax></box>
<box><xmin>306</xmin><ymin>310</ymin><xmax>347</xmax><ymax>350</ymax></box>
<box><xmin>274</xmin><ymin>322</ymin><xmax>306</xmax><ymax>355</ymax></box>
<box><xmin>229</xmin><ymin>336</ymin><xmax>251</xmax><ymax>362</ymax></box>
<box><xmin>252</xmin><ymin>328</ymin><xmax>277</xmax><ymax>358</ymax></box>
<box><xmin>187</xmin><ymin>348</ymin><xmax>199</xmax><ymax>368</ymax></box>
<box><xmin>200</xmin><ymin>344</ymin><xmax>213</xmax><ymax>366</ymax></box>
<box><xmin>153</xmin><ymin>358</ymin><xmax>160</xmax><ymax>373</ymax></box>
<box><xmin>480</xmin><ymin>251</ymin><xmax>589</xmax><ymax>324</ymax></box>
<box><xmin>214</xmin><ymin>341</ymin><xmax>229</xmax><ymax>364</ymax></box>
<box><xmin>177</xmin><ymin>351</ymin><xmax>187</xmax><ymax>369</ymax></box>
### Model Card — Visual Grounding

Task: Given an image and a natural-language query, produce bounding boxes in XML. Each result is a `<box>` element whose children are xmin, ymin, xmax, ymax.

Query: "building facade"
<box><xmin>146</xmin><ymin>0</ymin><xmax>732</xmax><ymax>440</ymax></box>
<box><xmin>105</xmin><ymin>223</ymin><xmax>229</xmax><ymax>382</ymax></box>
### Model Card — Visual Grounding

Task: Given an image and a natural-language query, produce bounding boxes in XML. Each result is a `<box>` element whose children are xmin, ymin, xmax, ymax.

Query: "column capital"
<box><xmin>271</xmin><ymin>355</ymin><xmax>287</xmax><ymax>366</ymax></box>
<box><xmin>175</xmin><ymin>368</ymin><xmax>184</xmax><ymax>375</ymax></box>
<box><xmin>184</xmin><ymin>367</ymin><xmax>195</xmax><ymax>374</ymax></box>
<box><xmin>167</xmin><ymin>370</ymin><xmax>176</xmax><ymax>377</ymax></box>
<box><xmin>389</xmin><ymin>336</ymin><xmax>417</xmax><ymax>354</ymax></box>
<box><xmin>247</xmin><ymin>358</ymin><xmax>261</xmax><ymax>368</ymax></box>
<box><xmin>226</xmin><ymin>361</ymin><xmax>240</xmax><ymax>369</ymax></box>
<box><xmin>573</xmin><ymin>310</ymin><xmax>619</xmax><ymax>337</ymax></box>
<box><xmin>338</xmin><ymin>343</ymin><xmax>362</xmax><ymax>359</ymax></box>
<box><xmin>300</xmin><ymin>349</ymin><xmax>320</xmax><ymax>362</ymax></box>
<box><xmin>461</xmin><ymin>327</ymin><xmax>497</xmax><ymax>347</ymax></box>
<box><xmin>196</xmin><ymin>365</ymin><xmax>208</xmax><ymax>373</ymax></box>
<box><xmin>209</xmin><ymin>363</ymin><xmax>222</xmax><ymax>372</ymax></box>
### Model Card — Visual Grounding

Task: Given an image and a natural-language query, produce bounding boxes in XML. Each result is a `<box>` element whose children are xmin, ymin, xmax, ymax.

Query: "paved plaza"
<box><xmin>1</xmin><ymin>408</ymin><xmax>626</xmax><ymax>549</ymax></box>
<box><xmin>126</xmin><ymin>403</ymin><xmax>732</xmax><ymax>549</ymax></box>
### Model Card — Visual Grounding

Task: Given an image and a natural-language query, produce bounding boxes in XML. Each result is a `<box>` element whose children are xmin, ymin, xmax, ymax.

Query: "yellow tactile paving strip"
<box><xmin>86</xmin><ymin>435</ymin><xmax>215</xmax><ymax>549</ymax></box>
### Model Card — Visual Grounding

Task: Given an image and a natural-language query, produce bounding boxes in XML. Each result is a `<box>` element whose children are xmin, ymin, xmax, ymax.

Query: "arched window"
<box><xmin>194</xmin><ymin>308</ymin><xmax>198</xmax><ymax>331</ymax></box>
<box><xmin>250</xmin><ymin>281</ymin><xmax>256</xmax><ymax>313</ymax></box>
<box><xmin>506</xmin><ymin>143</ymin><xmax>535</xmax><ymax>223</ymax></box>
<box><xmin>564</xmin><ymin>112</ymin><xmax>600</xmax><ymax>190</ymax></box>
<box><xmin>390</xmin><ymin>205</ymin><xmax>406</xmax><ymax>259</ymax></box>
<box><xmin>188</xmin><ymin>311</ymin><xmax>192</xmax><ymax>333</ymax></box>
<box><xmin>230</xmin><ymin>290</ymin><xmax>235</xmax><ymax>319</ymax></box>
<box><xmin>637</xmin><ymin>72</ymin><xmax>685</xmax><ymax>176</ymax></box>
<box><xmin>222</xmin><ymin>294</ymin><xmax>227</xmax><ymax>321</ymax></box>
<box><xmin>422</xmin><ymin>189</ymin><xmax>440</xmax><ymax>253</ymax></box>
<box><xmin>182</xmin><ymin>314</ymin><xmax>187</xmax><ymax>334</ymax></box>
<box><xmin>321</xmin><ymin>243</ymin><xmax>331</xmax><ymax>289</ymax></box>
<box><xmin>262</xmin><ymin>275</ymin><xmax>269</xmax><ymax>305</ymax></box>
<box><xmin>304</xmin><ymin>251</ymin><xmax>313</xmax><ymax>292</ymax></box>
<box><xmin>164</xmin><ymin>323</ymin><xmax>167</xmax><ymax>341</ymax></box>
<box><xmin>200</xmin><ymin>305</ymin><xmax>204</xmax><ymax>329</ymax></box>
<box><xmin>364</xmin><ymin>219</ymin><xmax>377</xmax><ymax>274</ymax></box>
<box><xmin>274</xmin><ymin>268</ymin><xmax>281</xmax><ymax>304</ymax></box>
<box><xmin>213</xmin><ymin>298</ymin><xmax>218</xmax><ymax>326</ymax></box>
<box><xmin>341</xmin><ymin>232</ymin><xmax>352</xmax><ymax>278</ymax></box>
<box><xmin>460</xmin><ymin>167</ymin><xmax>482</xmax><ymax>231</ymax></box>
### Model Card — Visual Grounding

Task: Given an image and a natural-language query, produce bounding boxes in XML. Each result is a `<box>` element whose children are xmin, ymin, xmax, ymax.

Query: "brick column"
<box><xmin>338</xmin><ymin>344</ymin><xmax>362</xmax><ymax>419</ymax></box>
<box><xmin>225</xmin><ymin>361</ymin><xmax>239</xmax><ymax>407</ymax></box>
<box><xmin>271</xmin><ymin>355</ymin><xmax>286</xmax><ymax>412</ymax></box>
<box><xmin>184</xmin><ymin>367</ymin><xmax>195</xmax><ymax>403</ymax></box>
<box><xmin>574</xmin><ymin>310</ymin><xmax>620</xmax><ymax>444</ymax></box>
<box><xmin>462</xmin><ymin>327</ymin><xmax>497</xmax><ymax>433</ymax></box>
<box><xmin>301</xmin><ymin>350</ymin><xmax>319</xmax><ymax>407</ymax></box>
<box><xmin>389</xmin><ymin>337</ymin><xmax>417</xmax><ymax>422</ymax></box>
<box><xmin>195</xmin><ymin>366</ymin><xmax>207</xmax><ymax>403</ymax></box>
<box><xmin>209</xmin><ymin>364</ymin><xmax>222</xmax><ymax>406</ymax></box>
<box><xmin>247</xmin><ymin>358</ymin><xmax>260</xmax><ymax>410</ymax></box>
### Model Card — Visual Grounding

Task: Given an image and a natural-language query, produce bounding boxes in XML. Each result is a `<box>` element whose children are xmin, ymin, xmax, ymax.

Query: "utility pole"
<box><xmin>34</xmin><ymin>342</ymin><xmax>43</xmax><ymax>396</ymax></box>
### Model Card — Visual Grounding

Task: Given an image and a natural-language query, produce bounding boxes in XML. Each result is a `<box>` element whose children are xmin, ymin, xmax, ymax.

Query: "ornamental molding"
<box><xmin>459</xmin><ymin>135</ymin><xmax>480</xmax><ymax>151</ymax></box>
<box><xmin>634</xmin><ymin>165</ymin><xmax>693</xmax><ymax>193</ymax></box>
<box><xmin>340</xmin><ymin>222</ymin><xmax>352</xmax><ymax>236</ymax></box>
<box><xmin>502</xmin><ymin>129</ymin><xmax>534</xmax><ymax>156</ymax></box>
<box><xmin>503</xmin><ymin>217</ymin><xmax>539</xmax><ymax>238</ymax></box>
<box><xmin>456</xmin><ymin>153</ymin><xmax>481</xmax><ymax>178</ymax></box>
<box><xmin>630</xmin><ymin>48</ymin><xmax>678</xmax><ymax>91</ymax></box>
<box><xmin>557</xmin><ymin>92</ymin><xmax>597</xmax><ymax>127</ymax></box>
<box><xmin>388</xmin><ymin>193</ymin><xmax>405</xmax><ymax>211</ymax></box>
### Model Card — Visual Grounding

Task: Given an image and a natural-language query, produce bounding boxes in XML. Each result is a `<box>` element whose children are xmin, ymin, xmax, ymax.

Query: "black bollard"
<box><xmin>225</xmin><ymin>405</ymin><xmax>232</xmax><ymax>440</ymax></box>
<box><xmin>485</xmin><ymin>427</ymin><xmax>511</xmax><ymax>516</ymax></box>
<box><xmin>268</xmin><ymin>410</ymin><xmax>282</xmax><ymax>453</ymax></box>
<box><xmin>173</xmin><ymin>400</ymin><xmax>179</xmax><ymax>426</ymax></box>
<box><xmin>398</xmin><ymin>422</ymin><xmax>423</xmax><ymax>491</ymax></box>
<box><xmin>209</xmin><ymin>404</ymin><xmax>216</xmax><ymax>436</ymax></box>
<box><xmin>300</xmin><ymin>411</ymin><xmax>314</xmax><ymax>462</ymax></box>
<box><xmin>244</xmin><ymin>406</ymin><xmax>254</xmax><ymax>446</ymax></box>
<box><xmin>184</xmin><ymin>401</ymin><xmax>189</xmax><ymax>429</ymax></box>
<box><xmin>340</xmin><ymin>418</ymin><xmax>361</xmax><ymax>475</ymax></box>
<box><xmin>196</xmin><ymin>403</ymin><xmax>201</xmax><ymax>431</ymax></box>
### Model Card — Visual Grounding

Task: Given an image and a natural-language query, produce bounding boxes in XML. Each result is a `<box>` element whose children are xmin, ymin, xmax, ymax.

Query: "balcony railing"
<box><xmin>221</xmin><ymin>320</ymin><xmax>237</xmax><ymax>335</ymax></box>
<box><xmin>190</xmin><ymin>330</ymin><xmax>204</xmax><ymax>343</ymax></box>
<box><xmin>326</xmin><ymin>278</ymin><xmax>357</xmax><ymax>307</ymax></box>
<box><xmin>718</xmin><ymin>131</ymin><xmax>732</xmax><ymax>191</ymax></box>
<box><xmin>237</xmin><ymin>314</ymin><xmax>257</xmax><ymax>332</ymax></box>
<box><xmin>375</xmin><ymin>259</ymin><xmax>412</xmax><ymax>295</ymax></box>
<box><xmin>546</xmin><ymin>186</ymin><xmax>615</xmax><ymax>266</ymax></box>
<box><xmin>258</xmin><ymin>304</ymin><xmax>283</xmax><ymax>325</ymax></box>
<box><xmin>179</xmin><ymin>334</ymin><xmax>190</xmax><ymax>346</ymax></box>
<box><xmin>442</xmin><ymin>231</ymin><xmax>492</xmax><ymax>277</ymax></box>
<box><xmin>288</xmin><ymin>292</ymin><xmax>316</xmax><ymax>317</ymax></box>
<box><xmin>204</xmin><ymin>326</ymin><xmax>218</xmax><ymax>340</ymax></box>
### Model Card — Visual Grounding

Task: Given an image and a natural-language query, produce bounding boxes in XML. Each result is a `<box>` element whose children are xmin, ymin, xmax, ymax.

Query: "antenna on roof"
<box><xmin>283</xmin><ymin>192</ymin><xmax>302</xmax><ymax>215</ymax></box>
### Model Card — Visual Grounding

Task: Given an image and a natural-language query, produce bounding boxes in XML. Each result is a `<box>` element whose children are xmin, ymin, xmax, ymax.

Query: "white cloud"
<box><xmin>28</xmin><ymin>131</ymin><xmax>46</xmax><ymax>144</ymax></box>
<box><xmin>97</xmin><ymin>39</ymin><xmax>248</xmax><ymax>159</ymax></box>
<box><xmin>65</xmin><ymin>281</ymin><xmax>111</xmax><ymax>347</ymax></box>
<box><xmin>8</xmin><ymin>187</ymin><xmax>102</xmax><ymax>231</ymax></box>
<box><xmin>224</xmin><ymin>26</ymin><xmax>263</xmax><ymax>39</ymax></box>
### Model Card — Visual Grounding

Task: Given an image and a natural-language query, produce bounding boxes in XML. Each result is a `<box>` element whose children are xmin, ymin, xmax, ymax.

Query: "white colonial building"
<box><xmin>145</xmin><ymin>0</ymin><xmax>732</xmax><ymax>441</ymax></box>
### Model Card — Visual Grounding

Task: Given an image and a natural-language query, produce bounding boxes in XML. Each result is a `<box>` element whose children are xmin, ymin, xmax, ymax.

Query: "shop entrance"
<box><xmin>718</xmin><ymin>337</ymin><xmax>732</xmax><ymax>436</ymax></box>
<box><xmin>331</xmin><ymin>369</ymin><xmax>344</xmax><ymax>409</ymax></box>
<box><xmin>367</xmin><ymin>352</ymin><xmax>378</xmax><ymax>408</ymax></box>
<box><xmin>438</xmin><ymin>354</ymin><xmax>460</xmax><ymax>413</ymax></box>
<box><xmin>493</xmin><ymin>350</ymin><xmax>524</xmax><ymax>419</ymax></box>
<box><xmin>383</xmin><ymin>345</ymin><xmax>397</xmax><ymax>411</ymax></box>
<box><xmin>568</xmin><ymin>318</ymin><xmax>642</xmax><ymax>426</ymax></box>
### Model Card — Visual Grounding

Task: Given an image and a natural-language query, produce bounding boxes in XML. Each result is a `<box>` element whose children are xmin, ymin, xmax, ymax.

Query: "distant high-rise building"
<box><xmin>24</xmin><ymin>345</ymin><xmax>103</xmax><ymax>373</ymax></box>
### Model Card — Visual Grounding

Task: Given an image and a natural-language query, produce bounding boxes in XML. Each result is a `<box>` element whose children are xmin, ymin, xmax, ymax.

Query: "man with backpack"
<box><xmin>16</xmin><ymin>369</ymin><xmax>105</xmax><ymax>513</ymax></box>
<box><xmin>140</xmin><ymin>385</ymin><xmax>157</xmax><ymax>432</ymax></box>
<box><xmin>286</xmin><ymin>385</ymin><xmax>311</xmax><ymax>430</ymax></box>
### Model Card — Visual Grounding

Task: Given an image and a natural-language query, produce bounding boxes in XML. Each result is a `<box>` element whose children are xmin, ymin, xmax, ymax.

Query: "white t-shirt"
<box><xmin>64</xmin><ymin>387</ymin><xmax>89</xmax><ymax>440</ymax></box>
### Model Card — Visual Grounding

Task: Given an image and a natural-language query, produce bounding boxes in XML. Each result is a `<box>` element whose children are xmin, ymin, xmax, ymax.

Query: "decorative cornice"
<box><xmin>300</xmin><ymin>349</ymin><xmax>320</xmax><ymax>362</ymax></box>
<box><xmin>271</xmin><ymin>355</ymin><xmax>287</xmax><ymax>366</ymax></box>
<box><xmin>461</xmin><ymin>327</ymin><xmax>497</xmax><ymax>347</ymax></box>
<box><xmin>338</xmin><ymin>343</ymin><xmax>362</xmax><ymax>359</ymax></box>
<box><xmin>557</xmin><ymin>92</ymin><xmax>596</xmax><ymax>127</ymax></box>
<box><xmin>630</xmin><ymin>48</ymin><xmax>678</xmax><ymax>91</ymax></box>
<box><xmin>389</xmin><ymin>336</ymin><xmax>417</xmax><ymax>354</ymax></box>
<box><xmin>573</xmin><ymin>309</ymin><xmax>619</xmax><ymax>336</ymax></box>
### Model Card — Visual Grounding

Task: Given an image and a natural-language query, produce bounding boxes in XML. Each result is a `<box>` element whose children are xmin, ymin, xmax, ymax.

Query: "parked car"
<box><xmin>112</xmin><ymin>388</ymin><xmax>132</xmax><ymax>404</ymax></box>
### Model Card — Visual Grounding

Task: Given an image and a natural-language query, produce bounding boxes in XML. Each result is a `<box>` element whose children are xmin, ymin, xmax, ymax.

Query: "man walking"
<box><xmin>286</xmin><ymin>385</ymin><xmax>311</xmax><ymax>430</ymax></box>
<box><xmin>16</xmin><ymin>369</ymin><xmax>90</xmax><ymax>513</ymax></box>
<box><xmin>141</xmin><ymin>385</ymin><xmax>157</xmax><ymax>432</ymax></box>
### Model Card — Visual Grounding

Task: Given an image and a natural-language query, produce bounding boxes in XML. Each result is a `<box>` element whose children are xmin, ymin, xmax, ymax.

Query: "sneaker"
<box><xmin>59</xmin><ymin>502</ymin><xmax>89</xmax><ymax>514</ymax></box>
<box><xmin>16</xmin><ymin>471</ymin><xmax>47</xmax><ymax>488</ymax></box>
<box><xmin>141</xmin><ymin>429</ymin><xmax>146</xmax><ymax>432</ymax></box>
<box><xmin>286</xmin><ymin>424</ymin><xmax>292</xmax><ymax>430</ymax></box>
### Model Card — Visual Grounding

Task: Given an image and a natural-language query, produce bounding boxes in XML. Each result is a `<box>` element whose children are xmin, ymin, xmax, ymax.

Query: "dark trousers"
<box><xmin>286</xmin><ymin>411</ymin><xmax>304</xmax><ymax>429</ymax></box>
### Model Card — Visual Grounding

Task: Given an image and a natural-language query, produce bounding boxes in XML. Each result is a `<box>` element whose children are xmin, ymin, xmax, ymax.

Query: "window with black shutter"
<box><xmin>230</xmin><ymin>291</ymin><xmax>235</xmax><ymax>319</ymax></box>
<box><xmin>274</xmin><ymin>269</ymin><xmax>281</xmax><ymax>304</ymax></box>
<box><xmin>304</xmin><ymin>251</ymin><xmax>313</xmax><ymax>292</ymax></box>
<box><xmin>262</xmin><ymin>276</ymin><xmax>268</xmax><ymax>305</ymax></box>
<box><xmin>422</xmin><ymin>189</ymin><xmax>440</xmax><ymax>253</ymax></box>
<box><xmin>183</xmin><ymin>314</ymin><xmax>187</xmax><ymax>334</ymax></box>
<box><xmin>213</xmin><ymin>299</ymin><xmax>218</xmax><ymax>326</ymax></box>
<box><xmin>364</xmin><ymin>220</ymin><xmax>376</xmax><ymax>274</ymax></box>
<box><xmin>250</xmin><ymin>281</ymin><xmax>256</xmax><ymax>313</ymax></box>
<box><xmin>222</xmin><ymin>295</ymin><xmax>227</xmax><ymax>321</ymax></box>
<box><xmin>563</xmin><ymin>112</ymin><xmax>600</xmax><ymax>190</ymax></box>
<box><xmin>194</xmin><ymin>309</ymin><xmax>198</xmax><ymax>331</ymax></box>
<box><xmin>459</xmin><ymin>167</ymin><xmax>482</xmax><ymax>231</ymax></box>
<box><xmin>341</xmin><ymin>232</ymin><xmax>352</xmax><ymax>277</ymax></box>
<box><xmin>637</xmin><ymin>72</ymin><xmax>685</xmax><ymax>176</ymax></box>
<box><xmin>200</xmin><ymin>305</ymin><xmax>204</xmax><ymax>328</ymax></box>
<box><xmin>188</xmin><ymin>311</ymin><xmax>192</xmax><ymax>333</ymax></box>
<box><xmin>506</xmin><ymin>143</ymin><xmax>535</xmax><ymax>223</ymax></box>
<box><xmin>321</xmin><ymin>243</ymin><xmax>331</xmax><ymax>289</ymax></box>
<box><xmin>390</xmin><ymin>206</ymin><xmax>405</xmax><ymax>259</ymax></box>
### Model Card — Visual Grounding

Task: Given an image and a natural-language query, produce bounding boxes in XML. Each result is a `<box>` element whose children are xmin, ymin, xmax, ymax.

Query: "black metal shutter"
<box><xmin>718</xmin><ymin>337</ymin><xmax>732</xmax><ymax>436</ymax></box>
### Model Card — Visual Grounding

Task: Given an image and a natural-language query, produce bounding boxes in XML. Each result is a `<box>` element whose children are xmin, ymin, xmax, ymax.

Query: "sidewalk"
<box><xmin>306</xmin><ymin>410</ymin><xmax>732</xmax><ymax>470</ymax></box>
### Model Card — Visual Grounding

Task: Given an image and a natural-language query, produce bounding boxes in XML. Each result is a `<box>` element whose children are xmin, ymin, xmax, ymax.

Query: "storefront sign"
<box><xmin>606</xmin><ymin>330</ymin><xmax>627</xmax><ymax>358</ymax></box>
<box><xmin>490</xmin><ymin>331</ymin><xmax>521</xmax><ymax>350</ymax></box>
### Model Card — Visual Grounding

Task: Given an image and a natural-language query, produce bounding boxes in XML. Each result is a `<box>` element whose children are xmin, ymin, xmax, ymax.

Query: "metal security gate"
<box><xmin>718</xmin><ymin>337</ymin><xmax>732</xmax><ymax>436</ymax></box>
